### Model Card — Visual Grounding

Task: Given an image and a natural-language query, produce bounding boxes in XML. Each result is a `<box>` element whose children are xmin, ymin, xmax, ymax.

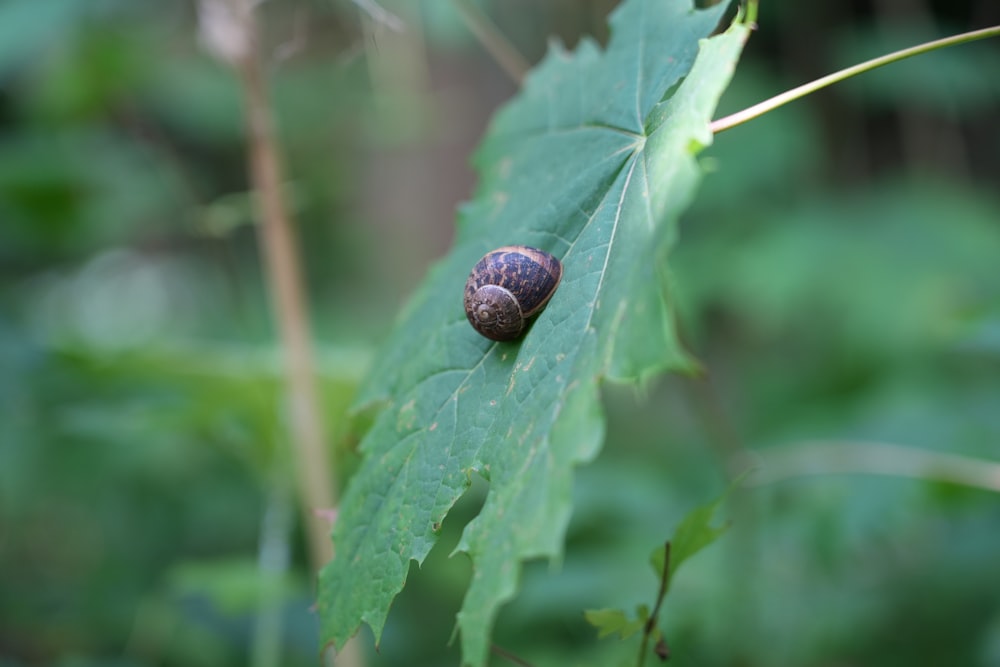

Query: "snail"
<box><xmin>463</xmin><ymin>245</ymin><xmax>563</xmax><ymax>341</ymax></box>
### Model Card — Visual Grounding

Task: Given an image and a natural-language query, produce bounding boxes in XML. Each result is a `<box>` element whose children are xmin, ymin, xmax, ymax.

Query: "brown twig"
<box><xmin>197</xmin><ymin>2</ymin><xmax>367</xmax><ymax>665</ymax></box>
<box><xmin>235</xmin><ymin>22</ymin><xmax>337</xmax><ymax>572</ymax></box>
<box><xmin>222</xmin><ymin>5</ymin><xmax>367</xmax><ymax>663</ymax></box>
<box><xmin>638</xmin><ymin>542</ymin><xmax>672</xmax><ymax>667</ymax></box>
<box><xmin>490</xmin><ymin>643</ymin><xmax>537</xmax><ymax>667</ymax></box>
<box><xmin>225</xmin><ymin>7</ymin><xmax>364</xmax><ymax>664</ymax></box>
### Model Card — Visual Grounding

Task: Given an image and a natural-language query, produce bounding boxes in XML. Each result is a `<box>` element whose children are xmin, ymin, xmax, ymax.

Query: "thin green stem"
<box><xmin>711</xmin><ymin>24</ymin><xmax>1000</xmax><ymax>134</ymax></box>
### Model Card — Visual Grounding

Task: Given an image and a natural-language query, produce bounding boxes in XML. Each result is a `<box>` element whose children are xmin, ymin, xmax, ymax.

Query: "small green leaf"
<box><xmin>318</xmin><ymin>1</ymin><xmax>751</xmax><ymax>665</ymax></box>
<box><xmin>584</xmin><ymin>607</ymin><xmax>625</xmax><ymax>635</ymax></box>
<box><xmin>651</xmin><ymin>475</ymin><xmax>745</xmax><ymax>585</ymax></box>
<box><xmin>585</xmin><ymin>607</ymin><xmax>646</xmax><ymax>640</ymax></box>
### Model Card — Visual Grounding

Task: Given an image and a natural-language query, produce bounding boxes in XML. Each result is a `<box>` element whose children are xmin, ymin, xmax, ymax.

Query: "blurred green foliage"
<box><xmin>1</xmin><ymin>0</ymin><xmax>999</xmax><ymax>666</ymax></box>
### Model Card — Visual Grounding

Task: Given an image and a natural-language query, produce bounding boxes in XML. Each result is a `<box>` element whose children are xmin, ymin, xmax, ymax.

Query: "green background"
<box><xmin>1</xmin><ymin>0</ymin><xmax>999</xmax><ymax>665</ymax></box>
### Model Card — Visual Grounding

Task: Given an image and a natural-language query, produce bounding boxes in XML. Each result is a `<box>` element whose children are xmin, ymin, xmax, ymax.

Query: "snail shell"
<box><xmin>463</xmin><ymin>245</ymin><xmax>563</xmax><ymax>341</ymax></box>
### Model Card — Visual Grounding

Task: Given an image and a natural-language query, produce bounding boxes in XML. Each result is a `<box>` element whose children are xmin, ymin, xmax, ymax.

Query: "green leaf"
<box><xmin>585</xmin><ymin>605</ymin><xmax>648</xmax><ymax>640</ymax></box>
<box><xmin>318</xmin><ymin>1</ymin><xmax>750</xmax><ymax>664</ymax></box>
<box><xmin>650</xmin><ymin>476</ymin><xmax>742</xmax><ymax>587</ymax></box>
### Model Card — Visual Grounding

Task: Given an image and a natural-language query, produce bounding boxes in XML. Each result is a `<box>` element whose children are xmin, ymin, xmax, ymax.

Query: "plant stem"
<box><xmin>745</xmin><ymin>440</ymin><xmax>1000</xmax><ymax>492</ymax></box>
<box><xmin>638</xmin><ymin>542</ymin><xmax>671</xmax><ymax>667</ymax></box>
<box><xmin>235</xmin><ymin>16</ymin><xmax>364</xmax><ymax>665</ymax></box>
<box><xmin>237</xmin><ymin>36</ymin><xmax>337</xmax><ymax>572</ymax></box>
<box><xmin>453</xmin><ymin>0</ymin><xmax>530</xmax><ymax>85</ymax></box>
<box><xmin>710</xmin><ymin>24</ymin><xmax>1000</xmax><ymax>134</ymax></box>
<box><xmin>197</xmin><ymin>0</ymin><xmax>358</xmax><ymax>663</ymax></box>
<box><xmin>490</xmin><ymin>643</ymin><xmax>536</xmax><ymax>667</ymax></box>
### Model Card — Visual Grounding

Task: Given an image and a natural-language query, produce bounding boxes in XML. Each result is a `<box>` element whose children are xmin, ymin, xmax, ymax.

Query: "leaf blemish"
<box><xmin>492</xmin><ymin>192</ymin><xmax>509</xmax><ymax>215</ymax></box>
<box><xmin>397</xmin><ymin>399</ymin><xmax>418</xmax><ymax>431</ymax></box>
<box><xmin>429</xmin><ymin>422</ymin><xmax>438</xmax><ymax>432</ymax></box>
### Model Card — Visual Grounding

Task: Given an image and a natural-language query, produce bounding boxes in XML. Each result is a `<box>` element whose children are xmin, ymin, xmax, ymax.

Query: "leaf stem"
<box><xmin>638</xmin><ymin>542</ymin><xmax>672</xmax><ymax>667</ymax></box>
<box><xmin>490</xmin><ymin>643</ymin><xmax>536</xmax><ymax>667</ymax></box>
<box><xmin>710</xmin><ymin>24</ymin><xmax>1000</xmax><ymax>134</ymax></box>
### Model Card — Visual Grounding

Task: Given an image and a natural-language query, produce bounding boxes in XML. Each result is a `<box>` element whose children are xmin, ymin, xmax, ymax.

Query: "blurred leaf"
<box><xmin>0</xmin><ymin>130</ymin><xmax>187</xmax><ymax>263</ymax></box>
<box><xmin>25</xmin><ymin>25</ymin><xmax>154</xmax><ymax>122</ymax></box>
<box><xmin>677</xmin><ymin>179</ymin><xmax>1000</xmax><ymax>357</ymax></box>
<box><xmin>584</xmin><ymin>605</ymin><xmax>648</xmax><ymax>640</ymax></box>
<box><xmin>650</xmin><ymin>479</ymin><xmax>736</xmax><ymax>589</ymax></box>
<box><xmin>0</xmin><ymin>0</ymin><xmax>89</xmax><ymax>78</ymax></box>
<box><xmin>168</xmin><ymin>557</ymin><xmax>304</xmax><ymax>615</ymax></box>
<box><xmin>317</xmin><ymin>1</ymin><xmax>750</xmax><ymax>664</ymax></box>
<box><xmin>141</xmin><ymin>55</ymin><xmax>245</xmax><ymax>145</ymax></box>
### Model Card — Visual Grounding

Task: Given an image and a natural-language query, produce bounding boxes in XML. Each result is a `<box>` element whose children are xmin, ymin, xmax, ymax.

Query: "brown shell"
<box><xmin>463</xmin><ymin>245</ymin><xmax>563</xmax><ymax>341</ymax></box>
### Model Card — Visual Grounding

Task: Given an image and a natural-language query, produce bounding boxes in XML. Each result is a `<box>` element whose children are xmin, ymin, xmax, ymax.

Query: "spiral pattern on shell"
<box><xmin>463</xmin><ymin>245</ymin><xmax>563</xmax><ymax>341</ymax></box>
